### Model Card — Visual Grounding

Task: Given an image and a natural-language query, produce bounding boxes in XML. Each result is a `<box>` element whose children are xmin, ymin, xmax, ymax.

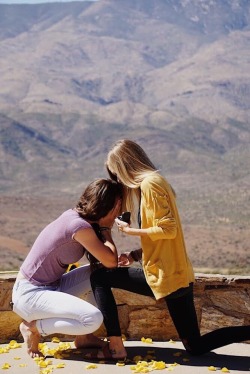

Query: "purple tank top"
<box><xmin>20</xmin><ymin>209</ymin><xmax>91</xmax><ymax>286</ymax></box>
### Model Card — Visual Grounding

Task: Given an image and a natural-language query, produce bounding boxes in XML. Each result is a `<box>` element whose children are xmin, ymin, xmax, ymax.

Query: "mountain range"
<box><xmin>0</xmin><ymin>0</ymin><xmax>249</xmax><ymax>273</ymax></box>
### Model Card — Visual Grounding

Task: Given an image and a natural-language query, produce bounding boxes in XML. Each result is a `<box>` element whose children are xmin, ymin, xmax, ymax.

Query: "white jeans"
<box><xmin>12</xmin><ymin>264</ymin><xmax>103</xmax><ymax>336</ymax></box>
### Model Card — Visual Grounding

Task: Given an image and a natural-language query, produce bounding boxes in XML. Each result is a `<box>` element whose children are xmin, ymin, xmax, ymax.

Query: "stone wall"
<box><xmin>0</xmin><ymin>273</ymin><xmax>249</xmax><ymax>344</ymax></box>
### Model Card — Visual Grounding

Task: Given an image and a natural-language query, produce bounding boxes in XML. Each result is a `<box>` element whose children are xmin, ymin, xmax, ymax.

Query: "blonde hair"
<box><xmin>106</xmin><ymin>139</ymin><xmax>157</xmax><ymax>214</ymax></box>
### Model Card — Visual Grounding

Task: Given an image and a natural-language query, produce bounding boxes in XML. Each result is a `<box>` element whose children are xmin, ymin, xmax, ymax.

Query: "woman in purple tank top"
<box><xmin>12</xmin><ymin>178</ymin><xmax>123</xmax><ymax>358</ymax></box>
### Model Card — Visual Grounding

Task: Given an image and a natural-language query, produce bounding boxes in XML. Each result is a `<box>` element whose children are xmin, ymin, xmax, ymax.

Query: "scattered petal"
<box><xmin>56</xmin><ymin>363</ymin><xmax>66</xmax><ymax>368</ymax></box>
<box><xmin>1</xmin><ymin>363</ymin><xmax>11</xmax><ymax>369</ymax></box>
<box><xmin>221</xmin><ymin>368</ymin><xmax>230</xmax><ymax>373</ymax></box>
<box><xmin>116</xmin><ymin>362</ymin><xmax>125</xmax><ymax>366</ymax></box>
<box><xmin>168</xmin><ymin>339</ymin><xmax>176</xmax><ymax>344</ymax></box>
<box><xmin>151</xmin><ymin>360</ymin><xmax>166</xmax><ymax>369</ymax></box>
<box><xmin>133</xmin><ymin>355</ymin><xmax>143</xmax><ymax>362</ymax></box>
<box><xmin>8</xmin><ymin>340</ymin><xmax>21</xmax><ymax>349</ymax></box>
<box><xmin>85</xmin><ymin>363</ymin><xmax>98</xmax><ymax>369</ymax></box>
<box><xmin>33</xmin><ymin>357</ymin><xmax>42</xmax><ymax>362</ymax></box>
<box><xmin>130</xmin><ymin>359</ymin><xmax>167</xmax><ymax>373</ymax></box>
<box><xmin>208</xmin><ymin>366</ymin><xmax>217</xmax><ymax>371</ymax></box>
<box><xmin>51</xmin><ymin>337</ymin><xmax>61</xmax><ymax>343</ymax></box>
<box><xmin>173</xmin><ymin>352</ymin><xmax>182</xmax><ymax>357</ymax></box>
<box><xmin>141</xmin><ymin>337</ymin><xmax>153</xmax><ymax>344</ymax></box>
<box><xmin>0</xmin><ymin>347</ymin><xmax>9</xmax><ymax>354</ymax></box>
<box><xmin>40</xmin><ymin>369</ymin><xmax>53</xmax><ymax>374</ymax></box>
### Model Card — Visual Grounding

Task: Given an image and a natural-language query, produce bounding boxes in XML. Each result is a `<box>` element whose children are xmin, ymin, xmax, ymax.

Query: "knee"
<box><xmin>93</xmin><ymin>309</ymin><xmax>103</xmax><ymax>329</ymax></box>
<box><xmin>84</xmin><ymin>308</ymin><xmax>103</xmax><ymax>331</ymax></box>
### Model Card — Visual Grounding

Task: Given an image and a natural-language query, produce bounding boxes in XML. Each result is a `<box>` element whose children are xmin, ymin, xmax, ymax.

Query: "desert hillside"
<box><xmin>0</xmin><ymin>0</ymin><xmax>249</xmax><ymax>273</ymax></box>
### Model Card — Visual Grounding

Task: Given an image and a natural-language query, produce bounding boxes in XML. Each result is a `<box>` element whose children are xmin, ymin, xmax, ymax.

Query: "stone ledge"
<box><xmin>0</xmin><ymin>273</ymin><xmax>249</xmax><ymax>344</ymax></box>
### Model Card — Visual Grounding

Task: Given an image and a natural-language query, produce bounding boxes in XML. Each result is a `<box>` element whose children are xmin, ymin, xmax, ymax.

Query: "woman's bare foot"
<box><xmin>74</xmin><ymin>333</ymin><xmax>107</xmax><ymax>349</ymax></box>
<box><xmin>108</xmin><ymin>336</ymin><xmax>127</xmax><ymax>359</ymax></box>
<box><xmin>85</xmin><ymin>336</ymin><xmax>127</xmax><ymax>361</ymax></box>
<box><xmin>87</xmin><ymin>336</ymin><xmax>126</xmax><ymax>360</ymax></box>
<box><xmin>20</xmin><ymin>320</ymin><xmax>43</xmax><ymax>358</ymax></box>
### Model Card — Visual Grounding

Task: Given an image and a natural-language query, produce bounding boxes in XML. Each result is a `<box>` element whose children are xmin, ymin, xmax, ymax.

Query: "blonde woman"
<box><xmin>89</xmin><ymin>139</ymin><xmax>250</xmax><ymax>360</ymax></box>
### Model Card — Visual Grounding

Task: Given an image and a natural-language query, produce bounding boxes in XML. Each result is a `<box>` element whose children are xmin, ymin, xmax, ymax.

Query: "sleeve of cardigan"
<box><xmin>141</xmin><ymin>178</ymin><xmax>177</xmax><ymax>241</ymax></box>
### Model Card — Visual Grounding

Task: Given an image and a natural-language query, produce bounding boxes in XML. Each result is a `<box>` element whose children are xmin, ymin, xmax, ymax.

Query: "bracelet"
<box><xmin>99</xmin><ymin>227</ymin><xmax>111</xmax><ymax>232</ymax></box>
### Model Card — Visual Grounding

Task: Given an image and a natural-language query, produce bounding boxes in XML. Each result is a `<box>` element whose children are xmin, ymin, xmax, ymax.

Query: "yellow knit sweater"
<box><xmin>140</xmin><ymin>173</ymin><xmax>195</xmax><ymax>300</ymax></box>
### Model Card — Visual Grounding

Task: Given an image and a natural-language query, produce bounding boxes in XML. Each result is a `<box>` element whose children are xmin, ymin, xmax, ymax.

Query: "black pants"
<box><xmin>90</xmin><ymin>267</ymin><xmax>250</xmax><ymax>355</ymax></box>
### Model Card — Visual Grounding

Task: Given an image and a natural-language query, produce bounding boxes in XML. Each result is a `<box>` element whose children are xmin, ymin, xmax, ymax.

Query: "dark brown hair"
<box><xmin>75</xmin><ymin>178</ymin><xmax>123</xmax><ymax>221</ymax></box>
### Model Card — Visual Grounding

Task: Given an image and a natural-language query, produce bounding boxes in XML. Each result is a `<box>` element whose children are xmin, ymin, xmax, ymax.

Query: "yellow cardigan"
<box><xmin>140</xmin><ymin>173</ymin><xmax>195</xmax><ymax>300</ymax></box>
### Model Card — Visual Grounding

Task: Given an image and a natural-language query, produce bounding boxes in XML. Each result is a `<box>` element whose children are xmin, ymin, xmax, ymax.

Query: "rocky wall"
<box><xmin>0</xmin><ymin>273</ymin><xmax>249</xmax><ymax>344</ymax></box>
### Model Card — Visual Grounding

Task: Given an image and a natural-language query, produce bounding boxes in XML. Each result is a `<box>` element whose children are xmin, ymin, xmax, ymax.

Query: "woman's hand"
<box><xmin>115</xmin><ymin>217</ymin><xmax>130</xmax><ymax>233</ymax></box>
<box><xmin>118</xmin><ymin>252</ymin><xmax>134</xmax><ymax>267</ymax></box>
<box><xmin>115</xmin><ymin>218</ymin><xmax>149</xmax><ymax>237</ymax></box>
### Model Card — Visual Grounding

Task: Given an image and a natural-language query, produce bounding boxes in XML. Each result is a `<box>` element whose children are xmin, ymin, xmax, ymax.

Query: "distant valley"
<box><xmin>0</xmin><ymin>0</ymin><xmax>249</xmax><ymax>273</ymax></box>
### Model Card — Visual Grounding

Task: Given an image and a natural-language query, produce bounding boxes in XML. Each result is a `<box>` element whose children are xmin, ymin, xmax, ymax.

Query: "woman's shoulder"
<box><xmin>141</xmin><ymin>173</ymin><xmax>175</xmax><ymax>196</ymax></box>
<box><xmin>61</xmin><ymin>209</ymin><xmax>92</xmax><ymax>230</ymax></box>
<box><xmin>141</xmin><ymin>172</ymin><xmax>168</xmax><ymax>188</ymax></box>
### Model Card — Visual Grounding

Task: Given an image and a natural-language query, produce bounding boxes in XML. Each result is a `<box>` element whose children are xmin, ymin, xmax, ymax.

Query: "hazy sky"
<box><xmin>0</xmin><ymin>0</ymin><xmax>97</xmax><ymax>3</ymax></box>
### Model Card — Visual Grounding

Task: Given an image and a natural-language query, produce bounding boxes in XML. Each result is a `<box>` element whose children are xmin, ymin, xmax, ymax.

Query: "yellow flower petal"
<box><xmin>150</xmin><ymin>360</ymin><xmax>166</xmax><ymax>369</ymax></box>
<box><xmin>33</xmin><ymin>356</ymin><xmax>41</xmax><ymax>362</ymax></box>
<box><xmin>133</xmin><ymin>355</ymin><xmax>143</xmax><ymax>362</ymax></box>
<box><xmin>56</xmin><ymin>363</ymin><xmax>66</xmax><ymax>368</ymax></box>
<box><xmin>116</xmin><ymin>362</ymin><xmax>125</xmax><ymax>366</ymax></box>
<box><xmin>54</xmin><ymin>353</ymin><xmax>64</xmax><ymax>359</ymax></box>
<box><xmin>8</xmin><ymin>340</ymin><xmax>21</xmax><ymax>349</ymax></box>
<box><xmin>141</xmin><ymin>337</ymin><xmax>153</xmax><ymax>344</ymax></box>
<box><xmin>38</xmin><ymin>361</ymin><xmax>48</xmax><ymax>368</ymax></box>
<box><xmin>208</xmin><ymin>366</ymin><xmax>217</xmax><ymax>371</ymax></box>
<box><xmin>85</xmin><ymin>363</ymin><xmax>98</xmax><ymax>369</ymax></box>
<box><xmin>168</xmin><ymin>339</ymin><xmax>176</xmax><ymax>344</ymax></box>
<box><xmin>221</xmin><ymin>368</ymin><xmax>230</xmax><ymax>373</ymax></box>
<box><xmin>51</xmin><ymin>337</ymin><xmax>61</xmax><ymax>343</ymax></box>
<box><xmin>0</xmin><ymin>347</ymin><xmax>9</xmax><ymax>354</ymax></box>
<box><xmin>173</xmin><ymin>352</ymin><xmax>182</xmax><ymax>357</ymax></box>
<box><xmin>169</xmin><ymin>362</ymin><xmax>179</xmax><ymax>367</ymax></box>
<box><xmin>40</xmin><ymin>369</ymin><xmax>53</xmax><ymax>374</ymax></box>
<box><xmin>138</xmin><ymin>361</ymin><xmax>148</xmax><ymax>366</ymax></box>
<box><xmin>1</xmin><ymin>363</ymin><xmax>11</xmax><ymax>369</ymax></box>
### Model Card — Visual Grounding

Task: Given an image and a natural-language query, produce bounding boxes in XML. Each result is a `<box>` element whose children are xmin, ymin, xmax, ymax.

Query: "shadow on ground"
<box><xmin>52</xmin><ymin>345</ymin><xmax>250</xmax><ymax>371</ymax></box>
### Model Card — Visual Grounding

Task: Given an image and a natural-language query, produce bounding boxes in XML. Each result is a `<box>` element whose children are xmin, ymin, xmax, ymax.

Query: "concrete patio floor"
<box><xmin>0</xmin><ymin>339</ymin><xmax>249</xmax><ymax>374</ymax></box>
